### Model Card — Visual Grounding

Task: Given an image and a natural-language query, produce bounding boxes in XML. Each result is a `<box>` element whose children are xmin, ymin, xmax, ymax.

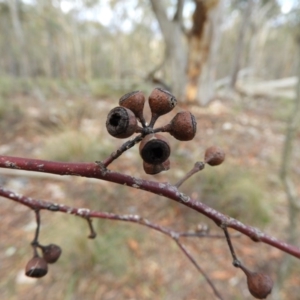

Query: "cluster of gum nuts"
<box><xmin>106</xmin><ymin>88</ymin><xmax>225</xmax><ymax>174</ymax></box>
<box><xmin>25</xmin><ymin>243</ymin><xmax>62</xmax><ymax>278</ymax></box>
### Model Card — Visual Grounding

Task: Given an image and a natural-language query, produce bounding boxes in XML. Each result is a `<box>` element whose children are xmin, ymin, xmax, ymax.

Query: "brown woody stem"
<box><xmin>0</xmin><ymin>155</ymin><xmax>300</xmax><ymax>259</ymax></box>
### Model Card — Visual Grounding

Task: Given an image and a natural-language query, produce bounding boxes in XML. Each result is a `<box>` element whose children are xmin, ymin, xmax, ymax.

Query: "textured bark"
<box><xmin>188</xmin><ymin>0</ymin><xmax>222</xmax><ymax>105</ymax></box>
<box><xmin>150</xmin><ymin>0</ymin><xmax>187</xmax><ymax>101</ymax></box>
<box><xmin>185</xmin><ymin>0</ymin><xmax>221</xmax><ymax>104</ymax></box>
<box><xmin>150</xmin><ymin>0</ymin><xmax>221</xmax><ymax>104</ymax></box>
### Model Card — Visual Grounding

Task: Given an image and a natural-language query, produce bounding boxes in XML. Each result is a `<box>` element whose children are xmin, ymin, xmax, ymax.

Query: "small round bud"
<box><xmin>25</xmin><ymin>256</ymin><xmax>48</xmax><ymax>278</ymax></box>
<box><xmin>204</xmin><ymin>146</ymin><xmax>225</xmax><ymax>166</ymax></box>
<box><xmin>240</xmin><ymin>265</ymin><xmax>273</xmax><ymax>299</ymax></box>
<box><xmin>247</xmin><ymin>272</ymin><xmax>273</xmax><ymax>299</ymax></box>
<box><xmin>143</xmin><ymin>159</ymin><xmax>170</xmax><ymax>175</ymax></box>
<box><xmin>169</xmin><ymin>111</ymin><xmax>197</xmax><ymax>141</ymax></box>
<box><xmin>41</xmin><ymin>244</ymin><xmax>62</xmax><ymax>264</ymax></box>
<box><xmin>106</xmin><ymin>106</ymin><xmax>138</xmax><ymax>138</ymax></box>
<box><xmin>148</xmin><ymin>88</ymin><xmax>177</xmax><ymax>127</ymax></box>
<box><xmin>139</xmin><ymin>134</ymin><xmax>171</xmax><ymax>165</ymax></box>
<box><xmin>119</xmin><ymin>91</ymin><xmax>146</xmax><ymax>124</ymax></box>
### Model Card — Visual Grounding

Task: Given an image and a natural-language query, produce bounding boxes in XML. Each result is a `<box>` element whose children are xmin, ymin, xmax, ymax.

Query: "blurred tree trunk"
<box><xmin>150</xmin><ymin>0</ymin><xmax>187</xmax><ymax>101</ymax></box>
<box><xmin>229</xmin><ymin>0</ymin><xmax>254</xmax><ymax>89</ymax></box>
<box><xmin>7</xmin><ymin>0</ymin><xmax>29</xmax><ymax>76</ymax></box>
<box><xmin>150</xmin><ymin>0</ymin><xmax>222</xmax><ymax>104</ymax></box>
<box><xmin>186</xmin><ymin>0</ymin><xmax>222</xmax><ymax>104</ymax></box>
<box><xmin>273</xmin><ymin>29</ymin><xmax>300</xmax><ymax>300</ymax></box>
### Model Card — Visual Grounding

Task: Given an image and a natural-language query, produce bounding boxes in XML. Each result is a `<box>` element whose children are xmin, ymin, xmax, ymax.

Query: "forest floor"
<box><xmin>0</xmin><ymin>82</ymin><xmax>299</xmax><ymax>300</ymax></box>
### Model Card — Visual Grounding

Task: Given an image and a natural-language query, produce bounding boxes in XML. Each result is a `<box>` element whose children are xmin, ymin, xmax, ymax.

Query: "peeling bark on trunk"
<box><xmin>186</xmin><ymin>0</ymin><xmax>221</xmax><ymax>105</ymax></box>
<box><xmin>150</xmin><ymin>0</ymin><xmax>221</xmax><ymax>104</ymax></box>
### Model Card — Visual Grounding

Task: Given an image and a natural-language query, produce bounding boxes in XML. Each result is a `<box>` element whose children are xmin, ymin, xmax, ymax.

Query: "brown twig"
<box><xmin>0</xmin><ymin>155</ymin><xmax>300</xmax><ymax>259</ymax></box>
<box><xmin>0</xmin><ymin>186</ymin><xmax>228</xmax><ymax>299</ymax></box>
<box><xmin>175</xmin><ymin>161</ymin><xmax>205</xmax><ymax>188</ymax></box>
<box><xmin>174</xmin><ymin>239</ymin><xmax>224</xmax><ymax>300</ymax></box>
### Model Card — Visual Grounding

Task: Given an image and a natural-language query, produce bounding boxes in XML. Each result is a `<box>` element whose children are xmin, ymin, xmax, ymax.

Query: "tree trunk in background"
<box><xmin>150</xmin><ymin>0</ymin><xmax>187</xmax><ymax>101</ymax></box>
<box><xmin>273</xmin><ymin>29</ymin><xmax>300</xmax><ymax>300</ymax></box>
<box><xmin>229</xmin><ymin>0</ymin><xmax>254</xmax><ymax>89</ymax></box>
<box><xmin>150</xmin><ymin>0</ymin><xmax>221</xmax><ymax>104</ymax></box>
<box><xmin>7</xmin><ymin>0</ymin><xmax>29</xmax><ymax>77</ymax></box>
<box><xmin>186</xmin><ymin>0</ymin><xmax>221</xmax><ymax>104</ymax></box>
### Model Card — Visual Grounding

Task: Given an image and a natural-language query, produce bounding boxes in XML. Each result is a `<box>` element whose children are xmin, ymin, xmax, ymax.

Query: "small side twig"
<box><xmin>175</xmin><ymin>161</ymin><xmax>205</xmax><ymax>188</ymax></box>
<box><xmin>222</xmin><ymin>225</ymin><xmax>241</xmax><ymax>267</ymax></box>
<box><xmin>84</xmin><ymin>217</ymin><xmax>97</xmax><ymax>239</ymax></box>
<box><xmin>32</xmin><ymin>209</ymin><xmax>41</xmax><ymax>247</ymax></box>
<box><xmin>174</xmin><ymin>239</ymin><xmax>224</xmax><ymax>300</ymax></box>
<box><xmin>101</xmin><ymin>134</ymin><xmax>144</xmax><ymax>167</ymax></box>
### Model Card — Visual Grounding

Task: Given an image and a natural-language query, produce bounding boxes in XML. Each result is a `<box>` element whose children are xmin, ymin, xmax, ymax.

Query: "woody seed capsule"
<box><xmin>106</xmin><ymin>106</ymin><xmax>138</xmax><ymax>138</ymax></box>
<box><xmin>239</xmin><ymin>265</ymin><xmax>273</xmax><ymax>299</ymax></box>
<box><xmin>139</xmin><ymin>134</ymin><xmax>171</xmax><ymax>165</ymax></box>
<box><xmin>42</xmin><ymin>244</ymin><xmax>62</xmax><ymax>264</ymax></box>
<box><xmin>143</xmin><ymin>159</ymin><xmax>170</xmax><ymax>175</ymax></box>
<box><xmin>119</xmin><ymin>91</ymin><xmax>146</xmax><ymax>124</ymax></box>
<box><xmin>25</xmin><ymin>256</ymin><xmax>48</xmax><ymax>278</ymax></box>
<box><xmin>204</xmin><ymin>146</ymin><xmax>225</xmax><ymax>166</ymax></box>
<box><xmin>148</xmin><ymin>88</ymin><xmax>177</xmax><ymax>127</ymax></box>
<box><xmin>169</xmin><ymin>111</ymin><xmax>197</xmax><ymax>141</ymax></box>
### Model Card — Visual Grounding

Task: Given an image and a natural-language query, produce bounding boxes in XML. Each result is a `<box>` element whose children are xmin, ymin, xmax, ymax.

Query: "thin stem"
<box><xmin>101</xmin><ymin>134</ymin><xmax>144</xmax><ymax>167</ymax></box>
<box><xmin>149</xmin><ymin>113</ymin><xmax>159</xmax><ymax>128</ymax></box>
<box><xmin>138</xmin><ymin>116</ymin><xmax>147</xmax><ymax>128</ymax></box>
<box><xmin>222</xmin><ymin>226</ymin><xmax>240</xmax><ymax>267</ymax></box>
<box><xmin>31</xmin><ymin>209</ymin><xmax>41</xmax><ymax>247</ymax></box>
<box><xmin>85</xmin><ymin>217</ymin><xmax>97</xmax><ymax>239</ymax></box>
<box><xmin>153</xmin><ymin>123</ymin><xmax>172</xmax><ymax>133</ymax></box>
<box><xmin>174</xmin><ymin>239</ymin><xmax>224</xmax><ymax>300</ymax></box>
<box><xmin>175</xmin><ymin>161</ymin><xmax>205</xmax><ymax>188</ymax></box>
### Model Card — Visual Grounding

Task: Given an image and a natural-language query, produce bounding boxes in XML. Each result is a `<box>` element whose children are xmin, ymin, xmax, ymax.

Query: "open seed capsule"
<box><xmin>139</xmin><ymin>134</ymin><xmax>171</xmax><ymax>165</ymax></box>
<box><xmin>106</xmin><ymin>106</ymin><xmax>138</xmax><ymax>138</ymax></box>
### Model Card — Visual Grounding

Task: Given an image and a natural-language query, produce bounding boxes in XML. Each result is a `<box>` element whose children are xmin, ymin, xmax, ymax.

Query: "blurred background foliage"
<box><xmin>0</xmin><ymin>0</ymin><xmax>300</xmax><ymax>299</ymax></box>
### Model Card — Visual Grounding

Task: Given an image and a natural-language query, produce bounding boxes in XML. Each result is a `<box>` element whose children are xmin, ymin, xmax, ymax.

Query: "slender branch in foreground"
<box><xmin>174</xmin><ymin>239</ymin><xmax>224</xmax><ymax>300</ymax></box>
<box><xmin>0</xmin><ymin>155</ymin><xmax>300</xmax><ymax>259</ymax></box>
<box><xmin>0</xmin><ymin>186</ymin><xmax>224</xmax><ymax>299</ymax></box>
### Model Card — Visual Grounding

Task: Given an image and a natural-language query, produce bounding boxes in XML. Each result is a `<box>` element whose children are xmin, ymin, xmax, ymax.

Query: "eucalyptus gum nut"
<box><xmin>106</xmin><ymin>106</ymin><xmax>138</xmax><ymax>138</ymax></box>
<box><xmin>240</xmin><ymin>265</ymin><xmax>273</xmax><ymax>299</ymax></box>
<box><xmin>143</xmin><ymin>159</ymin><xmax>170</xmax><ymax>175</ymax></box>
<box><xmin>170</xmin><ymin>111</ymin><xmax>197</xmax><ymax>141</ymax></box>
<box><xmin>204</xmin><ymin>146</ymin><xmax>225</xmax><ymax>166</ymax></box>
<box><xmin>247</xmin><ymin>272</ymin><xmax>273</xmax><ymax>299</ymax></box>
<box><xmin>139</xmin><ymin>134</ymin><xmax>171</xmax><ymax>165</ymax></box>
<box><xmin>42</xmin><ymin>244</ymin><xmax>62</xmax><ymax>264</ymax></box>
<box><xmin>119</xmin><ymin>91</ymin><xmax>145</xmax><ymax>122</ymax></box>
<box><xmin>25</xmin><ymin>256</ymin><xmax>48</xmax><ymax>278</ymax></box>
<box><xmin>148</xmin><ymin>88</ymin><xmax>177</xmax><ymax>117</ymax></box>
